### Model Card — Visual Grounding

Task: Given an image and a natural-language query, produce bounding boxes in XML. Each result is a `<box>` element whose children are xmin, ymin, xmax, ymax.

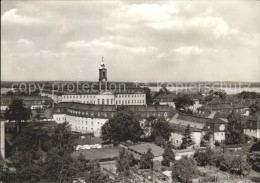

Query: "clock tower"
<box><xmin>99</xmin><ymin>57</ymin><xmax>107</xmax><ymax>82</ymax></box>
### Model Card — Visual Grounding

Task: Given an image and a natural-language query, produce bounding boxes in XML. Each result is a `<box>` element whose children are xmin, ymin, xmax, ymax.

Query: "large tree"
<box><xmin>237</xmin><ymin>91</ymin><xmax>257</xmax><ymax>99</ymax></box>
<box><xmin>249</xmin><ymin>102</ymin><xmax>260</xmax><ymax>116</ymax></box>
<box><xmin>101</xmin><ymin>107</ymin><xmax>143</xmax><ymax>144</ymax></box>
<box><xmin>139</xmin><ymin>148</ymin><xmax>154</xmax><ymax>169</ymax></box>
<box><xmin>4</xmin><ymin>98</ymin><xmax>31</xmax><ymax>133</ymax></box>
<box><xmin>172</xmin><ymin>156</ymin><xmax>198</xmax><ymax>183</ymax></box>
<box><xmin>151</xmin><ymin>118</ymin><xmax>172</xmax><ymax>141</ymax></box>
<box><xmin>248</xmin><ymin>141</ymin><xmax>260</xmax><ymax>173</ymax></box>
<box><xmin>116</xmin><ymin>148</ymin><xmax>135</xmax><ymax>177</ymax></box>
<box><xmin>143</xmin><ymin>87</ymin><xmax>153</xmax><ymax>105</ymax></box>
<box><xmin>180</xmin><ymin>125</ymin><xmax>194</xmax><ymax>149</ymax></box>
<box><xmin>225</xmin><ymin>112</ymin><xmax>248</xmax><ymax>144</ymax></box>
<box><xmin>154</xmin><ymin>87</ymin><xmax>171</xmax><ymax>98</ymax></box>
<box><xmin>161</xmin><ymin>142</ymin><xmax>175</xmax><ymax>167</ymax></box>
<box><xmin>174</xmin><ymin>94</ymin><xmax>195</xmax><ymax>114</ymax></box>
<box><xmin>145</xmin><ymin>117</ymin><xmax>172</xmax><ymax>141</ymax></box>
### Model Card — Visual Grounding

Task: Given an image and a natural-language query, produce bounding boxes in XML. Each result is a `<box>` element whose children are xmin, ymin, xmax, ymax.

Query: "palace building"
<box><xmin>52</xmin><ymin>57</ymin><xmax>174</xmax><ymax>136</ymax></box>
<box><xmin>59</xmin><ymin>57</ymin><xmax>146</xmax><ymax>105</ymax></box>
<box><xmin>53</xmin><ymin>102</ymin><xmax>173</xmax><ymax>136</ymax></box>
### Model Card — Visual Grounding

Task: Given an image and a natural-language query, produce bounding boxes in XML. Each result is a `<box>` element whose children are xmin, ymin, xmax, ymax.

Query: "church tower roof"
<box><xmin>100</xmin><ymin>56</ymin><xmax>105</xmax><ymax>69</ymax></box>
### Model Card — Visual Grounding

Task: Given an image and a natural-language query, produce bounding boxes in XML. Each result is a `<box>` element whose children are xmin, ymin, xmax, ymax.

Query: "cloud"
<box><xmin>151</xmin><ymin>17</ymin><xmax>238</xmax><ymax>39</ymax></box>
<box><xmin>104</xmin><ymin>24</ymin><xmax>132</xmax><ymax>31</ymax></box>
<box><xmin>65</xmin><ymin>39</ymin><xmax>157</xmax><ymax>55</ymax></box>
<box><xmin>1</xmin><ymin>39</ymin><xmax>34</xmax><ymax>46</ymax></box>
<box><xmin>157</xmin><ymin>46</ymin><xmax>219</xmax><ymax>61</ymax></box>
<box><xmin>2</xmin><ymin>8</ymin><xmax>42</xmax><ymax>25</ymax></box>
<box><xmin>128</xmin><ymin>4</ymin><xmax>179</xmax><ymax>22</ymax></box>
<box><xmin>16</xmin><ymin>39</ymin><xmax>34</xmax><ymax>45</ymax></box>
<box><xmin>1</xmin><ymin>1</ymin><xmax>259</xmax><ymax>82</ymax></box>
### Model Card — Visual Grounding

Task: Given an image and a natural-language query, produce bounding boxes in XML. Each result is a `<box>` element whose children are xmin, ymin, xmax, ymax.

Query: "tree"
<box><xmin>248</xmin><ymin>141</ymin><xmax>260</xmax><ymax>172</ymax></box>
<box><xmin>249</xmin><ymin>102</ymin><xmax>260</xmax><ymax>115</ymax></box>
<box><xmin>172</xmin><ymin>156</ymin><xmax>199</xmax><ymax>183</ymax></box>
<box><xmin>85</xmin><ymin>163</ymin><xmax>110</xmax><ymax>183</ymax></box>
<box><xmin>52</xmin><ymin>122</ymin><xmax>72</xmax><ymax>151</ymax></box>
<box><xmin>174</xmin><ymin>94</ymin><xmax>195</xmax><ymax>114</ymax></box>
<box><xmin>194</xmin><ymin>148</ymin><xmax>216</xmax><ymax>167</ymax></box>
<box><xmin>6</xmin><ymin>91</ymin><xmax>14</xmax><ymax>96</ymax></box>
<box><xmin>101</xmin><ymin>107</ymin><xmax>143</xmax><ymax>144</ymax></box>
<box><xmin>149</xmin><ymin>118</ymin><xmax>172</xmax><ymax>141</ymax></box>
<box><xmin>143</xmin><ymin>87</ymin><xmax>153</xmax><ymax>105</ymax></box>
<box><xmin>154</xmin><ymin>87</ymin><xmax>170</xmax><ymax>98</ymax></box>
<box><xmin>140</xmin><ymin>148</ymin><xmax>154</xmax><ymax>169</ymax></box>
<box><xmin>4</xmin><ymin>98</ymin><xmax>31</xmax><ymax>133</ymax></box>
<box><xmin>225</xmin><ymin>112</ymin><xmax>249</xmax><ymax>144</ymax></box>
<box><xmin>43</xmin><ymin>148</ymin><xmax>76</xmax><ymax>182</ymax></box>
<box><xmin>116</xmin><ymin>148</ymin><xmax>135</xmax><ymax>177</ymax></box>
<box><xmin>237</xmin><ymin>91</ymin><xmax>257</xmax><ymax>99</ymax></box>
<box><xmin>204</xmin><ymin>95</ymin><xmax>214</xmax><ymax>103</ymax></box>
<box><xmin>162</xmin><ymin>142</ymin><xmax>175</xmax><ymax>167</ymax></box>
<box><xmin>154</xmin><ymin>136</ymin><xmax>166</xmax><ymax>147</ymax></box>
<box><xmin>230</xmin><ymin>156</ymin><xmax>250</xmax><ymax>176</ymax></box>
<box><xmin>180</xmin><ymin>125</ymin><xmax>194</xmax><ymax>149</ymax></box>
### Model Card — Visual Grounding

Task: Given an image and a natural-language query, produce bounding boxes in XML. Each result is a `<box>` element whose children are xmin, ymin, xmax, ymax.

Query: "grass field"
<box><xmin>71</xmin><ymin>146</ymin><xmax>121</xmax><ymax>160</ymax></box>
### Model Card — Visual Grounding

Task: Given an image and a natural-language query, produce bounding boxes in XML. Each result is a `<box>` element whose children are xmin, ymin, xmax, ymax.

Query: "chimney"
<box><xmin>209</xmin><ymin>134</ymin><xmax>215</xmax><ymax>149</ymax></box>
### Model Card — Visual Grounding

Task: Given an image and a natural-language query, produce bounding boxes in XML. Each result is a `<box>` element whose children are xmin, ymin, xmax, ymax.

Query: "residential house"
<box><xmin>127</xmin><ymin>143</ymin><xmax>164</xmax><ymax>162</ymax></box>
<box><xmin>244</xmin><ymin>114</ymin><xmax>260</xmax><ymax>139</ymax></box>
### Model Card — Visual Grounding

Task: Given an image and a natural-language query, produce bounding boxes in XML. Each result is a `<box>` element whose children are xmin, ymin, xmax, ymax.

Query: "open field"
<box><xmin>71</xmin><ymin>146</ymin><xmax>121</xmax><ymax>160</ymax></box>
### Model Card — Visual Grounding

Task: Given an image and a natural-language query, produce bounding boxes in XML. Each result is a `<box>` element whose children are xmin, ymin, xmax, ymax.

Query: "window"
<box><xmin>107</xmin><ymin>99</ymin><xmax>109</xmax><ymax>105</ymax></box>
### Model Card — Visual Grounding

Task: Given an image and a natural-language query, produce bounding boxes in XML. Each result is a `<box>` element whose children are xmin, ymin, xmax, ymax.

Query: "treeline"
<box><xmin>0</xmin><ymin>123</ymin><xmax>112</xmax><ymax>183</ymax></box>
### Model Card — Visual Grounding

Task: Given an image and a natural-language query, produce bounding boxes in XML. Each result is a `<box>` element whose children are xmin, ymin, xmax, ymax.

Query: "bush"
<box><xmin>154</xmin><ymin>136</ymin><xmax>166</xmax><ymax>147</ymax></box>
<box><xmin>172</xmin><ymin>156</ymin><xmax>199</xmax><ymax>183</ymax></box>
<box><xmin>214</xmin><ymin>141</ymin><xmax>220</xmax><ymax>146</ymax></box>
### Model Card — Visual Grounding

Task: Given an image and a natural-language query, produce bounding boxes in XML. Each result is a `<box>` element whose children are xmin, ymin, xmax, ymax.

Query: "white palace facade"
<box><xmin>52</xmin><ymin>58</ymin><xmax>173</xmax><ymax>136</ymax></box>
<box><xmin>60</xmin><ymin>57</ymin><xmax>146</xmax><ymax>105</ymax></box>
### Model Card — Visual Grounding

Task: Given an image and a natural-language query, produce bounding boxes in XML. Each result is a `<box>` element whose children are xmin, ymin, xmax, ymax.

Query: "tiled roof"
<box><xmin>204</xmin><ymin>123</ymin><xmax>226</xmax><ymax>132</ymax></box>
<box><xmin>176</xmin><ymin>114</ymin><xmax>209</xmax><ymax>124</ymax></box>
<box><xmin>207</xmin><ymin>117</ymin><xmax>226</xmax><ymax>124</ymax></box>
<box><xmin>128</xmin><ymin>143</ymin><xmax>164</xmax><ymax>157</ymax></box>
<box><xmin>155</xmin><ymin>94</ymin><xmax>177</xmax><ymax>99</ymax></box>
<box><xmin>169</xmin><ymin>123</ymin><xmax>201</xmax><ymax>132</ymax></box>
<box><xmin>245</xmin><ymin>114</ymin><xmax>260</xmax><ymax>129</ymax></box>
<box><xmin>54</xmin><ymin>102</ymin><xmax>171</xmax><ymax>113</ymax></box>
<box><xmin>75</xmin><ymin>136</ymin><xmax>102</xmax><ymax>145</ymax></box>
<box><xmin>1</xmin><ymin>96</ymin><xmax>53</xmax><ymax>106</ymax></box>
<box><xmin>169</xmin><ymin>113</ymin><xmax>210</xmax><ymax>130</ymax></box>
<box><xmin>214</xmin><ymin>112</ymin><xmax>230</xmax><ymax>119</ymax></box>
<box><xmin>53</xmin><ymin>102</ymin><xmax>172</xmax><ymax>119</ymax></box>
<box><xmin>198</xmin><ymin>103</ymin><xmax>246</xmax><ymax>110</ymax></box>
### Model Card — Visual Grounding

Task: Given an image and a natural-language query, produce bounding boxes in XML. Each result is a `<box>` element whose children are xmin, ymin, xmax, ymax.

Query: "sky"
<box><xmin>1</xmin><ymin>1</ymin><xmax>260</xmax><ymax>82</ymax></box>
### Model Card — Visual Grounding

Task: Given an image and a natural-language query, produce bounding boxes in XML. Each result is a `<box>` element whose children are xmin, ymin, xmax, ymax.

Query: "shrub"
<box><xmin>172</xmin><ymin>156</ymin><xmax>199</xmax><ymax>183</ymax></box>
<box><xmin>214</xmin><ymin>141</ymin><xmax>220</xmax><ymax>146</ymax></box>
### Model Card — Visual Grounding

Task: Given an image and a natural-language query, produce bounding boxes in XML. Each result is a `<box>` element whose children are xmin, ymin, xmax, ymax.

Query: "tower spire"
<box><xmin>99</xmin><ymin>56</ymin><xmax>107</xmax><ymax>82</ymax></box>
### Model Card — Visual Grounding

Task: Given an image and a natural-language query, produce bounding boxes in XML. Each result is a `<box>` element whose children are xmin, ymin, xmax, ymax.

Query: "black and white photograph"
<box><xmin>1</xmin><ymin>1</ymin><xmax>260</xmax><ymax>183</ymax></box>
